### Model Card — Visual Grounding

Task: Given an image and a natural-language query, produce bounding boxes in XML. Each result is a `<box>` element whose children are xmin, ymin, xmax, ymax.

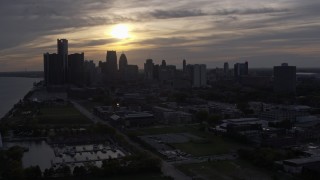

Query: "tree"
<box><xmin>24</xmin><ymin>166</ymin><xmax>42</xmax><ymax>180</ymax></box>
<box><xmin>196</xmin><ymin>110</ymin><xmax>208</xmax><ymax>122</ymax></box>
<box><xmin>73</xmin><ymin>166</ymin><xmax>87</xmax><ymax>176</ymax></box>
<box><xmin>207</xmin><ymin>115</ymin><xmax>222</xmax><ymax>125</ymax></box>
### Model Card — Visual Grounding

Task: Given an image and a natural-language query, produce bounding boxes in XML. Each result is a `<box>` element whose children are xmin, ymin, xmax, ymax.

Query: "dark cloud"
<box><xmin>73</xmin><ymin>38</ymin><xmax>118</xmax><ymax>47</ymax></box>
<box><xmin>1</xmin><ymin>0</ymin><xmax>320</xmax><ymax>71</ymax></box>
<box><xmin>149</xmin><ymin>9</ymin><xmax>207</xmax><ymax>19</ymax></box>
<box><xmin>213</xmin><ymin>7</ymin><xmax>289</xmax><ymax>16</ymax></box>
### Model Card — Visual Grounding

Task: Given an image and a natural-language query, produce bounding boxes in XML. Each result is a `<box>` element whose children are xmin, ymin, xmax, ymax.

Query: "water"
<box><xmin>0</xmin><ymin>77</ymin><xmax>41</xmax><ymax>119</ymax></box>
<box><xmin>4</xmin><ymin>141</ymin><xmax>125</xmax><ymax>171</ymax></box>
<box><xmin>4</xmin><ymin>141</ymin><xmax>55</xmax><ymax>171</ymax></box>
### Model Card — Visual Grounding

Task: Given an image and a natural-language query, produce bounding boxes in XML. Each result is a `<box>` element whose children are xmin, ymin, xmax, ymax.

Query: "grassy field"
<box><xmin>176</xmin><ymin>160</ymin><xmax>278</xmax><ymax>180</ymax></box>
<box><xmin>37</xmin><ymin>105</ymin><xmax>92</xmax><ymax>125</ymax></box>
<box><xmin>129</xmin><ymin>124</ymin><xmax>201</xmax><ymax>136</ymax></box>
<box><xmin>172</xmin><ymin>138</ymin><xmax>235</xmax><ymax>156</ymax></box>
<box><xmin>53</xmin><ymin>173</ymin><xmax>172</xmax><ymax>180</ymax></box>
<box><xmin>130</xmin><ymin>125</ymin><xmax>245</xmax><ymax>156</ymax></box>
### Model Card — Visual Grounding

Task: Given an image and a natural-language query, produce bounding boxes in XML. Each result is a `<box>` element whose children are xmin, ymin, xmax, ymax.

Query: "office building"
<box><xmin>57</xmin><ymin>39</ymin><xmax>68</xmax><ymax>83</ymax></box>
<box><xmin>68</xmin><ymin>53</ymin><xmax>84</xmax><ymax>86</ymax></box>
<box><xmin>124</xmin><ymin>65</ymin><xmax>139</xmax><ymax>81</ymax></box>
<box><xmin>161</xmin><ymin>60</ymin><xmax>166</xmax><ymax>67</ymax></box>
<box><xmin>224</xmin><ymin>62</ymin><xmax>229</xmax><ymax>76</ymax></box>
<box><xmin>144</xmin><ymin>59</ymin><xmax>154</xmax><ymax>80</ymax></box>
<box><xmin>183</xmin><ymin>59</ymin><xmax>186</xmax><ymax>73</ymax></box>
<box><xmin>44</xmin><ymin>53</ymin><xmax>64</xmax><ymax>85</ymax></box>
<box><xmin>192</xmin><ymin>64</ymin><xmax>207</xmax><ymax>88</ymax></box>
<box><xmin>274</xmin><ymin>63</ymin><xmax>296</xmax><ymax>94</ymax></box>
<box><xmin>106</xmin><ymin>50</ymin><xmax>117</xmax><ymax>75</ymax></box>
<box><xmin>234</xmin><ymin>62</ymin><xmax>248</xmax><ymax>79</ymax></box>
<box><xmin>0</xmin><ymin>132</ymin><xmax>3</xmax><ymax>149</ymax></box>
<box><xmin>119</xmin><ymin>53</ymin><xmax>128</xmax><ymax>73</ymax></box>
<box><xmin>84</xmin><ymin>60</ymin><xmax>97</xmax><ymax>86</ymax></box>
<box><xmin>159</xmin><ymin>65</ymin><xmax>176</xmax><ymax>82</ymax></box>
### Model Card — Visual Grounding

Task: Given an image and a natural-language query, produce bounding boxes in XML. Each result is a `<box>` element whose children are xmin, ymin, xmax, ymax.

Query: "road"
<box><xmin>71</xmin><ymin>100</ymin><xmax>192</xmax><ymax>180</ymax></box>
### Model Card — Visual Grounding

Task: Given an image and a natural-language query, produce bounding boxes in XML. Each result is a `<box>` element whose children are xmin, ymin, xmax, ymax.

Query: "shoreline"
<box><xmin>0</xmin><ymin>78</ymin><xmax>42</xmax><ymax>120</ymax></box>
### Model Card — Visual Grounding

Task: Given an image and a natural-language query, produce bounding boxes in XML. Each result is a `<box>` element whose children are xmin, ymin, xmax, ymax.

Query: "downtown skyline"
<box><xmin>1</xmin><ymin>0</ymin><xmax>320</xmax><ymax>71</ymax></box>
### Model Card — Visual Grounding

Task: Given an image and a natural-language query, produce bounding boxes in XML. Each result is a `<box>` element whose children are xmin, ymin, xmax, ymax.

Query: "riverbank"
<box><xmin>0</xmin><ymin>77</ymin><xmax>42</xmax><ymax>120</ymax></box>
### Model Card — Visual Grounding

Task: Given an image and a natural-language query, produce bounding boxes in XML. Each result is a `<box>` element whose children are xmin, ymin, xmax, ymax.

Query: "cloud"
<box><xmin>149</xmin><ymin>9</ymin><xmax>207</xmax><ymax>19</ymax></box>
<box><xmin>1</xmin><ymin>0</ymin><xmax>320</xmax><ymax>71</ymax></box>
<box><xmin>74</xmin><ymin>38</ymin><xmax>119</xmax><ymax>47</ymax></box>
<box><xmin>213</xmin><ymin>7</ymin><xmax>289</xmax><ymax>16</ymax></box>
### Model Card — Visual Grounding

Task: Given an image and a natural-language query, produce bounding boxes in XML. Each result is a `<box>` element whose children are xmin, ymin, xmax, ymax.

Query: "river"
<box><xmin>0</xmin><ymin>77</ymin><xmax>41</xmax><ymax>119</ymax></box>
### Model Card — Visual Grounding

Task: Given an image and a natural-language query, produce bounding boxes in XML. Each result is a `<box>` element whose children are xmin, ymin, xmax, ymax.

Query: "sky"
<box><xmin>0</xmin><ymin>0</ymin><xmax>320</xmax><ymax>71</ymax></box>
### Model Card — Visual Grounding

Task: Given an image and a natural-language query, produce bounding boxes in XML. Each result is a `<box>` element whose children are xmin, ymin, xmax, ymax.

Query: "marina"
<box><xmin>4</xmin><ymin>141</ymin><xmax>128</xmax><ymax>171</ymax></box>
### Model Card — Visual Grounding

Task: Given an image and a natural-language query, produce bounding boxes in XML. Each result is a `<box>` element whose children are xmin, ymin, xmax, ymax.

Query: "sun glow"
<box><xmin>110</xmin><ymin>24</ymin><xmax>130</xmax><ymax>39</ymax></box>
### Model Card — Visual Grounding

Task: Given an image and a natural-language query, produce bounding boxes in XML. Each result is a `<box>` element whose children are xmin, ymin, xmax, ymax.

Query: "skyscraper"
<box><xmin>119</xmin><ymin>53</ymin><xmax>128</xmax><ymax>72</ymax></box>
<box><xmin>44</xmin><ymin>53</ymin><xmax>64</xmax><ymax>85</ymax></box>
<box><xmin>106</xmin><ymin>51</ymin><xmax>118</xmax><ymax>76</ymax></box>
<box><xmin>144</xmin><ymin>59</ymin><xmax>154</xmax><ymax>80</ymax></box>
<box><xmin>273</xmin><ymin>63</ymin><xmax>296</xmax><ymax>94</ymax></box>
<box><xmin>192</xmin><ymin>64</ymin><xmax>207</xmax><ymax>88</ymax></box>
<box><xmin>234</xmin><ymin>61</ymin><xmax>248</xmax><ymax>79</ymax></box>
<box><xmin>68</xmin><ymin>53</ymin><xmax>84</xmax><ymax>86</ymax></box>
<box><xmin>224</xmin><ymin>62</ymin><xmax>229</xmax><ymax>76</ymax></box>
<box><xmin>161</xmin><ymin>60</ymin><xmax>166</xmax><ymax>67</ymax></box>
<box><xmin>183</xmin><ymin>59</ymin><xmax>186</xmax><ymax>73</ymax></box>
<box><xmin>57</xmin><ymin>39</ymin><xmax>68</xmax><ymax>83</ymax></box>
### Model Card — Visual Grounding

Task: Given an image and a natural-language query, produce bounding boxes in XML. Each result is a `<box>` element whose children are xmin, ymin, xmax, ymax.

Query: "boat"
<box><xmin>69</xmin><ymin>150</ymin><xmax>76</xmax><ymax>157</ymax></box>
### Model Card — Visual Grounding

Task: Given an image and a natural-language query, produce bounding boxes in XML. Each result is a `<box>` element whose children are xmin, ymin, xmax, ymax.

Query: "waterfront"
<box><xmin>4</xmin><ymin>141</ymin><xmax>126</xmax><ymax>171</ymax></box>
<box><xmin>0</xmin><ymin>77</ymin><xmax>41</xmax><ymax>119</ymax></box>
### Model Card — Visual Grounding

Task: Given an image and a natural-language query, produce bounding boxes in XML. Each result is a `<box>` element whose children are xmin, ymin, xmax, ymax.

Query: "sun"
<box><xmin>110</xmin><ymin>24</ymin><xmax>129</xmax><ymax>39</ymax></box>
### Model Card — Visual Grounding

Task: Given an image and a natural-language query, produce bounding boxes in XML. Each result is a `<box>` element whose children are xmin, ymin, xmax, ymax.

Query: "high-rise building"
<box><xmin>124</xmin><ymin>65</ymin><xmax>139</xmax><ymax>81</ymax></box>
<box><xmin>84</xmin><ymin>60</ymin><xmax>97</xmax><ymax>86</ymax></box>
<box><xmin>68</xmin><ymin>53</ymin><xmax>84</xmax><ymax>86</ymax></box>
<box><xmin>161</xmin><ymin>60</ymin><xmax>166</xmax><ymax>67</ymax></box>
<box><xmin>274</xmin><ymin>63</ymin><xmax>296</xmax><ymax>94</ymax></box>
<box><xmin>192</xmin><ymin>64</ymin><xmax>207</xmax><ymax>88</ymax></box>
<box><xmin>0</xmin><ymin>132</ymin><xmax>3</xmax><ymax>149</ymax></box>
<box><xmin>183</xmin><ymin>59</ymin><xmax>186</xmax><ymax>73</ymax></box>
<box><xmin>119</xmin><ymin>53</ymin><xmax>128</xmax><ymax>72</ymax></box>
<box><xmin>159</xmin><ymin>65</ymin><xmax>176</xmax><ymax>82</ymax></box>
<box><xmin>234</xmin><ymin>62</ymin><xmax>248</xmax><ymax>79</ymax></box>
<box><xmin>144</xmin><ymin>59</ymin><xmax>154</xmax><ymax>80</ymax></box>
<box><xmin>44</xmin><ymin>53</ymin><xmax>64</xmax><ymax>85</ymax></box>
<box><xmin>224</xmin><ymin>62</ymin><xmax>229</xmax><ymax>76</ymax></box>
<box><xmin>106</xmin><ymin>51</ymin><xmax>117</xmax><ymax>75</ymax></box>
<box><xmin>57</xmin><ymin>39</ymin><xmax>68</xmax><ymax>83</ymax></box>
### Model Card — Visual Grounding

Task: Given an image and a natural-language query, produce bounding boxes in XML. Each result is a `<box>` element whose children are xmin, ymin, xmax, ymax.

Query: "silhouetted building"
<box><xmin>68</xmin><ymin>53</ymin><xmax>84</xmax><ymax>86</ymax></box>
<box><xmin>0</xmin><ymin>132</ymin><xmax>3</xmax><ymax>149</ymax></box>
<box><xmin>274</xmin><ymin>63</ymin><xmax>296</xmax><ymax>94</ymax></box>
<box><xmin>183</xmin><ymin>59</ymin><xmax>186</xmax><ymax>73</ymax></box>
<box><xmin>84</xmin><ymin>60</ymin><xmax>97</xmax><ymax>86</ymax></box>
<box><xmin>158</xmin><ymin>65</ymin><xmax>176</xmax><ymax>82</ymax></box>
<box><xmin>124</xmin><ymin>65</ymin><xmax>139</xmax><ymax>81</ymax></box>
<box><xmin>153</xmin><ymin>64</ymin><xmax>159</xmax><ymax>80</ymax></box>
<box><xmin>44</xmin><ymin>53</ymin><xmax>64</xmax><ymax>85</ymax></box>
<box><xmin>106</xmin><ymin>51</ymin><xmax>117</xmax><ymax>77</ymax></box>
<box><xmin>161</xmin><ymin>60</ymin><xmax>166</xmax><ymax>67</ymax></box>
<box><xmin>57</xmin><ymin>39</ymin><xmax>68</xmax><ymax>83</ymax></box>
<box><xmin>99</xmin><ymin>61</ymin><xmax>108</xmax><ymax>74</ymax></box>
<box><xmin>224</xmin><ymin>62</ymin><xmax>229</xmax><ymax>76</ymax></box>
<box><xmin>119</xmin><ymin>53</ymin><xmax>128</xmax><ymax>72</ymax></box>
<box><xmin>144</xmin><ymin>59</ymin><xmax>154</xmax><ymax>80</ymax></box>
<box><xmin>192</xmin><ymin>64</ymin><xmax>207</xmax><ymax>88</ymax></box>
<box><xmin>234</xmin><ymin>62</ymin><xmax>248</xmax><ymax>79</ymax></box>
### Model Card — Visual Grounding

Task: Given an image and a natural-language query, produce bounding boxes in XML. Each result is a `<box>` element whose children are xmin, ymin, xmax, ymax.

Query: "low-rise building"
<box><xmin>153</xmin><ymin>106</ymin><xmax>193</xmax><ymax>124</ymax></box>
<box><xmin>281</xmin><ymin>157</ymin><xmax>320</xmax><ymax>174</ymax></box>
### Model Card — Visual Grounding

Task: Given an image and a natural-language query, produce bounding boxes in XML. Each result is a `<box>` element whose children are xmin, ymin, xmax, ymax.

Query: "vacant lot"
<box><xmin>37</xmin><ymin>105</ymin><xmax>92</xmax><ymax>125</ymax></box>
<box><xmin>176</xmin><ymin>160</ymin><xmax>277</xmax><ymax>180</ymax></box>
<box><xmin>132</xmin><ymin>125</ymin><xmax>245</xmax><ymax>156</ymax></box>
